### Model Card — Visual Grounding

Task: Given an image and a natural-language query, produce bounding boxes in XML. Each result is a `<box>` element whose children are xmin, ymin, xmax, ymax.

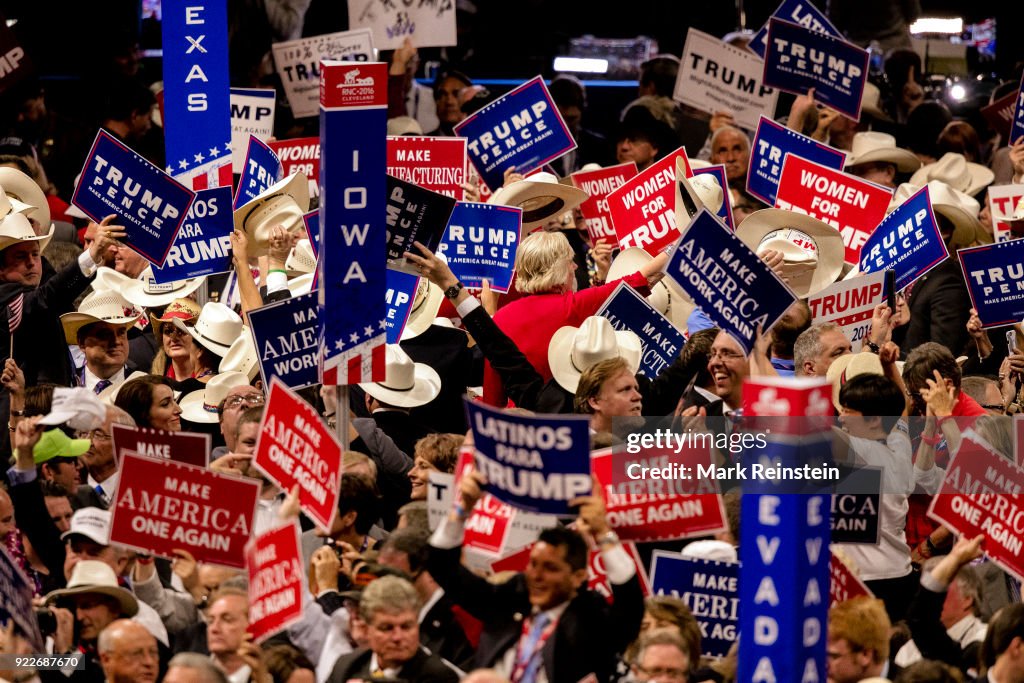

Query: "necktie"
<box><xmin>94</xmin><ymin>379</ymin><xmax>112</xmax><ymax>395</ymax></box>
<box><xmin>94</xmin><ymin>485</ymin><xmax>109</xmax><ymax>506</ymax></box>
<box><xmin>515</xmin><ymin>612</ymin><xmax>551</xmax><ymax>683</ymax></box>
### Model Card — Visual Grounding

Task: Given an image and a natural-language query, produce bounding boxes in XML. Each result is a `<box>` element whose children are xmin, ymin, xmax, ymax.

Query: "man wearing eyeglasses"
<box><xmin>73</xmin><ymin>405</ymin><xmax>137</xmax><ymax>511</ymax></box>
<box><xmin>210</xmin><ymin>386</ymin><xmax>265</xmax><ymax>459</ymax></box>
<box><xmin>631</xmin><ymin>630</ymin><xmax>691</xmax><ymax>682</ymax></box>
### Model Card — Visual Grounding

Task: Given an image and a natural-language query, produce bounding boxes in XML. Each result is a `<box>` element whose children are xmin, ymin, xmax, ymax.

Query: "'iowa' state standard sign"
<box><xmin>318</xmin><ymin>61</ymin><xmax>388</xmax><ymax>386</ymax></box>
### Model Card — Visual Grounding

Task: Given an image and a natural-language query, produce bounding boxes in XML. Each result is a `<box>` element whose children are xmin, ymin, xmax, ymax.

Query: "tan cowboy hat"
<box><xmin>910</xmin><ymin>152</ymin><xmax>994</xmax><ymax>198</ymax></box>
<box><xmin>285</xmin><ymin>239</ymin><xmax>316</xmax><ymax>275</ymax></box>
<box><xmin>172</xmin><ymin>302</ymin><xmax>244</xmax><ymax>357</ymax></box>
<box><xmin>844</xmin><ymin>132</ymin><xmax>921</xmax><ymax>173</ymax></box>
<box><xmin>115</xmin><ymin>266</ymin><xmax>205</xmax><ymax>309</ymax></box>
<box><xmin>220</xmin><ymin>335</ymin><xmax>260</xmax><ymax>381</ymax></box>
<box><xmin>736</xmin><ymin>209</ymin><xmax>844</xmax><ymax>298</ymax></box>
<box><xmin>45</xmin><ymin>561</ymin><xmax>138</xmax><ymax>617</ymax></box>
<box><xmin>860</xmin><ymin>82</ymin><xmax>893</xmax><ymax>124</ymax></box>
<box><xmin>60</xmin><ymin>291</ymin><xmax>141</xmax><ymax>345</ymax></box>
<box><xmin>149</xmin><ymin>298</ymin><xmax>201</xmax><ymax>340</ymax></box>
<box><xmin>287</xmin><ymin>272</ymin><xmax>314</xmax><ymax>296</ymax></box>
<box><xmin>0</xmin><ymin>211</ymin><xmax>53</xmax><ymax>252</ymax></box>
<box><xmin>0</xmin><ymin>183</ymin><xmax>35</xmax><ymax>219</ymax></box>
<box><xmin>400</xmin><ymin>278</ymin><xmax>445</xmax><ymax>341</ymax></box>
<box><xmin>888</xmin><ymin>180</ymin><xmax>983</xmax><ymax>249</ymax></box>
<box><xmin>489</xmin><ymin>172</ymin><xmax>588</xmax><ymax>230</ymax></box>
<box><xmin>825</xmin><ymin>351</ymin><xmax>883</xmax><ymax>411</ymax></box>
<box><xmin>386</xmin><ymin>116</ymin><xmax>423</xmax><ymax>136</ymax></box>
<box><xmin>548</xmin><ymin>317</ymin><xmax>642</xmax><ymax>393</ymax></box>
<box><xmin>0</xmin><ymin>167</ymin><xmax>50</xmax><ymax>231</ymax></box>
<box><xmin>607</xmin><ymin>247</ymin><xmax>694</xmax><ymax>330</ymax></box>
<box><xmin>359</xmin><ymin>344</ymin><xmax>441</xmax><ymax>408</ymax></box>
<box><xmin>178</xmin><ymin>371</ymin><xmax>251</xmax><ymax>423</ymax></box>
<box><xmin>675</xmin><ymin>158</ymin><xmax>725</xmax><ymax>229</ymax></box>
<box><xmin>233</xmin><ymin>172</ymin><xmax>310</xmax><ymax>257</ymax></box>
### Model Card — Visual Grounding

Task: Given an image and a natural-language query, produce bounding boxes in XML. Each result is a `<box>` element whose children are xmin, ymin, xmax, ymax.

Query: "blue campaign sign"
<box><xmin>693</xmin><ymin>165</ymin><xmax>736</xmax><ymax>231</ymax></box>
<box><xmin>233</xmin><ymin>136</ymin><xmax>284</xmax><ymax>210</ymax></box>
<box><xmin>303</xmin><ymin>211</ymin><xmax>321</xmax><ymax>257</ymax></box>
<box><xmin>385</xmin><ymin>269</ymin><xmax>420</xmax><ymax>344</ymax></box>
<box><xmin>1011</xmin><ymin>72</ymin><xmax>1024</xmax><ymax>144</ymax></box>
<box><xmin>747</xmin><ymin>116</ymin><xmax>846</xmax><ymax>206</ymax></box>
<box><xmin>666</xmin><ymin>209</ymin><xmax>797</xmax><ymax>352</ymax></box>
<box><xmin>454</xmin><ymin>76</ymin><xmax>576</xmax><ymax>191</ymax></box>
<box><xmin>649</xmin><ymin>553</ymin><xmax>739</xmax><ymax>658</ymax></box>
<box><xmin>152</xmin><ymin>186</ymin><xmax>234</xmax><ymax>284</ymax></box>
<box><xmin>596</xmin><ymin>282</ymin><xmax>685</xmax><ymax>379</ymax></box>
<box><xmin>959</xmin><ymin>239</ymin><xmax>1024</xmax><ymax>328</ymax></box>
<box><xmin>763</xmin><ymin>18</ymin><xmax>870</xmax><ymax>121</ymax></box>
<box><xmin>386</xmin><ymin>175</ymin><xmax>457</xmax><ymax>273</ymax></box>
<box><xmin>249</xmin><ymin>291</ymin><xmax>320</xmax><ymax>390</ymax></box>
<box><xmin>437</xmin><ymin>202</ymin><xmax>522</xmax><ymax>293</ymax></box>
<box><xmin>466</xmin><ymin>400</ymin><xmax>591</xmax><ymax>516</ymax></box>
<box><xmin>859</xmin><ymin>186</ymin><xmax>948</xmax><ymax>292</ymax></box>
<box><xmin>73</xmin><ymin>130</ymin><xmax>196</xmax><ymax>267</ymax></box>
<box><xmin>748</xmin><ymin>0</ymin><xmax>844</xmax><ymax>58</ymax></box>
<box><xmin>738</xmin><ymin>493</ymin><xmax>830</xmax><ymax>683</ymax></box>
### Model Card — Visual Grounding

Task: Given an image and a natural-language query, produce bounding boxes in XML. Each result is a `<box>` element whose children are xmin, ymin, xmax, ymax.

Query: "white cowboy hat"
<box><xmin>400</xmin><ymin>278</ymin><xmax>445</xmax><ymax>340</ymax></box>
<box><xmin>45</xmin><ymin>560</ymin><xmax>139</xmax><ymax>618</ymax></box>
<box><xmin>825</xmin><ymin>351</ymin><xmax>883</xmax><ymax>411</ymax></box>
<box><xmin>0</xmin><ymin>167</ymin><xmax>50</xmax><ymax>231</ymax></box>
<box><xmin>736</xmin><ymin>209</ymin><xmax>844</xmax><ymax>298</ymax></box>
<box><xmin>172</xmin><ymin>302</ymin><xmax>244</xmax><ymax>357</ymax></box>
<box><xmin>386</xmin><ymin>116</ymin><xmax>423</xmax><ymax>136</ymax></box>
<box><xmin>844</xmin><ymin>132</ymin><xmax>921</xmax><ymax>173</ymax></box>
<box><xmin>115</xmin><ymin>266</ymin><xmax>205</xmax><ymax>309</ymax></box>
<box><xmin>220</xmin><ymin>335</ymin><xmax>260</xmax><ymax>381</ymax></box>
<box><xmin>178</xmin><ymin>371</ymin><xmax>251</xmax><ymax>423</ymax></box>
<box><xmin>489</xmin><ymin>172</ymin><xmax>588</xmax><ymax>230</ymax></box>
<box><xmin>359</xmin><ymin>344</ymin><xmax>441</xmax><ymax>408</ymax></box>
<box><xmin>287</xmin><ymin>272</ymin><xmax>314</xmax><ymax>297</ymax></box>
<box><xmin>548</xmin><ymin>317</ymin><xmax>642</xmax><ymax>393</ymax></box>
<box><xmin>0</xmin><ymin>184</ymin><xmax>35</xmax><ymax>219</ymax></box>
<box><xmin>233</xmin><ymin>172</ymin><xmax>310</xmax><ymax>257</ymax></box>
<box><xmin>0</xmin><ymin>211</ymin><xmax>52</xmax><ymax>252</ymax></box>
<box><xmin>607</xmin><ymin>247</ymin><xmax>694</xmax><ymax>330</ymax></box>
<box><xmin>910</xmin><ymin>152</ymin><xmax>994</xmax><ymax>198</ymax></box>
<box><xmin>285</xmin><ymin>239</ymin><xmax>316</xmax><ymax>275</ymax></box>
<box><xmin>860</xmin><ymin>82</ymin><xmax>893</xmax><ymax>124</ymax></box>
<box><xmin>60</xmin><ymin>291</ymin><xmax>141</xmax><ymax>345</ymax></box>
<box><xmin>675</xmin><ymin>158</ymin><xmax>724</xmax><ymax>229</ymax></box>
<box><xmin>888</xmin><ymin>180</ymin><xmax>983</xmax><ymax>249</ymax></box>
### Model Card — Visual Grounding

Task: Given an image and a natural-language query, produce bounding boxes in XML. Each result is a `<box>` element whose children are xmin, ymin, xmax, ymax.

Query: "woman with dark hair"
<box><xmin>114</xmin><ymin>375</ymin><xmax>182</xmax><ymax>431</ymax></box>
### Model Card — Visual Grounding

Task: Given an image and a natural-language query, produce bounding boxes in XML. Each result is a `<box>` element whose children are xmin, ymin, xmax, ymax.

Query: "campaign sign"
<box><xmin>988</xmin><ymin>183</ymin><xmax>1024</xmax><ymax>243</ymax></box>
<box><xmin>693</xmin><ymin>164</ymin><xmax>735</xmax><ymax>231</ymax></box>
<box><xmin>1011</xmin><ymin>72</ymin><xmax>1024</xmax><ymax>144</ymax></box>
<box><xmin>571</xmin><ymin>162</ymin><xmax>638</xmax><ymax>246</ymax></box>
<box><xmin>675</xmin><ymin>28</ymin><xmax>779</xmax><ymax>131</ymax></box>
<box><xmin>748</xmin><ymin>0</ymin><xmax>844</xmax><ymax>59</ymax></box>
<box><xmin>747</xmin><ymin>115</ymin><xmax>846</xmax><ymax>206</ymax></box>
<box><xmin>437</xmin><ymin>202</ymin><xmax>522</xmax><ymax>293</ymax></box>
<box><xmin>385</xmin><ymin>175</ymin><xmax>457</xmax><ymax>273</ymax></box>
<box><xmin>451</xmin><ymin>451</ymin><xmax>514</xmax><ymax>555</ymax></box>
<box><xmin>152</xmin><ymin>186</ymin><xmax>235</xmax><ymax>284</ymax></box>
<box><xmin>466</xmin><ymin>400</ymin><xmax>591</xmax><ymax>515</ymax></box>
<box><xmin>596</xmin><ymin>282</ymin><xmax>685</xmax><ymax>379</ymax></box>
<box><xmin>928</xmin><ymin>430</ymin><xmax>1024</xmax><ymax>582</ymax></box>
<box><xmin>737</xmin><ymin>492</ymin><xmax>830</xmax><ymax>683</ymax></box>
<box><xmin>253</xmin><ymin>378</ymin><xmax>342</xmax><ymax>531</ymax></box>
<box><xmin>318</xmin><ymin>61</ymin><xmax>388</xmax><ymax>386</ymax></box>
<box><xmin>246</xmin><ymin>524</ymin><xmax>304</xmax><ymax>642</ymax></box>
<box><xmin>666</xmin><ymin>209</ymin><xmax>797</xmax><ymax>352</ymax></box>
<box><xmin>831</xmin><ymin>465</ymin><xmax>881</xmax><ymax>545</ymax></box>
<box><xmin>0</xmin><ymin>13</ymin><xmax>32</xmax><ymax>96</ymax></box>
<box><xmin>806</xmin><ymin>270</ymin><xmax>886</xmax><ymax>352</ymax></box>
<box><xmin>454</xmin><ymin>76</ymin><xmax>576</xmax><ymax>192</ymax></box>
<box><xmin>385</xmin><ymin>269</ymin><xmax>419</xmax><ymax>344</ymax></box>
<box><xmin>111</xmin><ymin>423</ymin><xmax>210</xmax><ymax>469</ymax></box>
<box><xmin>109</xmin><ymin>453</ymin><xmax>259</xmax><ymax>568</ymax></box>
<box><xmin>588</xmin><ymin>542</ymin><xmax>652</xmax><ymax>603</ymax></box>
<box><xmin>269</xmin><ymin>137</ymin><xmax>321</xmax><ymax>198</ymax></box>
<box><xmin>273</xmin><ymin>29</ymin><xmax>375</xmax><ymax>119</ymax></box>
<box><xmin>959</xmin><ymin>240</ymin><xmax>1024</xmax><ymax>328</ymax></box>
<box><xmin>609</xmin><ymin>148</ymin><xmax>691</xmax><ymax>254</ymax></box>
<box><xmin>859</xmin><ymin>186</ymin><xmax>949</xmax><ymax>292</ymax></box>
<box><xmin>829</xmin><ymin>553</ymin><xmax>873</xmax><ymax>607</ymax></box>
<box><xmin>0</xmin><ymin>547</ymin><xmax>43</xmax><ymax>649</ymax></box>
<box><xmin>349</xmin><ymin>0</ymin><xmax>456</xmax><ymax>50</ymax></box>
<box><xmin>249</xmin><ymin>292</ymin><xmax>320</xmax><ymax>390</ymax></box>
<box><xmin>982</xmin><ymin>91</ymin><xmax>1017</xmax><ymax>143</ymax></box>
<box><xmin>650</xmin><ymin>553</ymin><xmax>739</xmax><ymax>657</ymax></box>
<box><xmin>234</xmin><ymin>136</ymin><xmax>284</xmax><ymax>210</ymax></box>
<box><xmin>387</xmin><ymin>136</ymin><xmax>467</xmax><ymax>200</ymax></box>
<box><xmin>73</xmin><ymin>130</ymin><xmax>196</xmax><ymax>267</ymax></box>
<box><xmin>1014</xmin><ymin>415</ymin><xmax>1023</xmax><ymax>466</ymax></box>
<box><xmin>763</xmin><ymin>18</ymin><xmax>870</xmax><ymax>121</ymax></box>
<box><xmin>230</xmin><ymin>88</ymin><xmax>276</xmax><ymax>172</ymax></box>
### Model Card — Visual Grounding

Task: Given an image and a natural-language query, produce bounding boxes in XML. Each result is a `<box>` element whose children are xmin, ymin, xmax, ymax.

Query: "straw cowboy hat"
<box><xmin>149</xmin><ymin>298</ymin><xmax>201</xmax><ymax>340</ymax></box>
<box><xmin>675</xmin><ymin>158</ymin><xmax>725</xmax><ymax>229</ymax></box>
<box><xmin>359</xmin><ymin>344</ymin><xmax>441</xmax><ymax>408</ymax></box>
<box><xmin>736</xmin><ymin>209</ymin><xmax>844</xmax><ymax>298</ymax></box>
<box><xmin>45</xmin><ymin>560</ymin><xmax>139</xmax><ymax>618</ymax></box>
<box><xmin>607</xmin><ymin>247</ymin><xmax>694</xmax><ymax>330</ymax></box>
<box><xmin>285</xmin><ymin>239</ymin><xmax>316</xmax><ymax>275</ymax></box>
<box><xmin>60</xmin><ymin>291</ymin><xmax>141</xmax><ymax>345</ymax></box>
<box><xmin>0</xmin><ymin>182</ymin><xmax>36</xmax><ymax>220</ymax></box>
<box><xmin>109</xmin><ymin>266</ymin><xmax>205</xmax><ymax>309</ymax></box>
<box><xmin>172</xmin><ymin>302</ymin><xmax>244</xmax><ymax>357</ymax></box>
<box><xmin>910</xmin><ymin>152</ymin><xmax>994</xmax><ymax>198</ymax></box>
<box><xmin>825</xmin><ymin>351</ymin><xmax>883</xmax><ymax>411</ymax></box>
<box><xmin>843</xmin><ymin>132</ymin><xmax>921</xmax><ymax>173</ymax></box>
<box><xmin>0</xmin><ymin>211</ymin><xmax>52</xmax><ymax>252</ymax></box>
<box><xmin>401</xmin><ymin>278</ymin><xmax>445</xmax><ymax>341</ymax></box>
<box><xmin>489</xmin><ymin>172</ymin><xmax>588</xmax><ymax>230</ymax></box>
<box><xmin>0</xmin><ymin>167</ymin><xmax>50</xmax><ymax>231</ymax></box>
<box><xmin>220</xmin><ymin>335</ymin><xmax>260</xmax><ymax>381</ymax></box>
<box><xmin>179</xmin><ymin>371</ymin><xmax>251</xmax><ymax>423</ymax></box>
<box><xmin>548</xmin><ymin>317</ymin><xmax>642</xmax><ymax>393</ymax></box>
<box><xmin>888</xmin><ymin>180</ymin><xmax>984</xmax><ymax>249</ymax></box>
<box><xmin>1007</xmin><ymin>196</ymin><xmax>1024</xmax><ymax>232</ymax></box>
<box><xmin>860</xmin><ymin>82</ymin><xmax>893</xmax><ymax>124</ymax></box>
<box><xmin>233</xmin><ymin>172</ymin><xmax>310</xmax><ymax>256</ymax></box>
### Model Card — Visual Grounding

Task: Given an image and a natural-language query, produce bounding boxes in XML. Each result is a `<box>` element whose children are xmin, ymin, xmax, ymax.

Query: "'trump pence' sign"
<box><xmin>437</xmin><ymin>202</ymin><xmax>522</xmax><ymax>293</ymax></box>
<box><xmin>959</xmin><ymin>239</ymin><xmax>1024</xmax><ymax>328</ymax></box>
<box><xmin>747</xmin><ymin>116</ymin><xmax>847</xmax><ymax>207</ymax></box>
<box><xmin>859</xmin><ymin>185</ymin><xmax>948</xmax><ymax>292</ymax></box>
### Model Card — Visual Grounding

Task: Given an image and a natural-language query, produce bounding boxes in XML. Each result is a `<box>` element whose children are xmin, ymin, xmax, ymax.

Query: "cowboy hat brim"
<box><xmin>548</xmin><ymin>326</ymin><xmax>642</xmax><ymax>394</ymax></box>
<box><xmin>489</xmin><ymin>178</ymin><xmax>588</xmax><ymax>230</ymax></box>
<box><xmin>0</xmin><ymin>167</ymin><xmax>50</xmax><ymax>232</ymax></box>
<box><xmin>360</xmin><ymin>363</ymin><xmax>441</xmax><ymax>408</ymax></box>
<box><xmin>844</xmin><ymin>147</ymin><xmax>921</xmax><ymax>174</ymax></box>
<box><xmin>233</xmin><ymin>172</ymin><xmax>310</xmax><ymax>256</ymax></box>
<box><xmin>60</xmin><ymin>312</ymin><xmax>141</xmax><ymax>346</ymax></box>
<box><xmin>401</xmin><ymin>279</ymin><xmax>444</xmax><ymax>341</ymax></box>
<box><xmin>910</xmin><ymin>162</ymin><xmax>995</xmax><ymax>198</ymax></box>
<box><xmin>0</xmin><ymin>213</ymin><xmax>53</xmax><ymax>253</ymax></box>
<box><xmin>172</xmin><ymin>317</ymin><xmax>240</xmax><ymax>357</ymax></box>
<box><xmin>932</xmin><ymin>203</ymin><xmax>983</xmax><ymax>249</ymax></box>
<box><xmin>45</xmin><ymin>583</ymin><xmax>139</xmax><ymax>618</ymax></box>
<box><xmin>121</xmin><ymin>273</ymin><xmax>205</xmax><ymax>309</ymax></box>
<box><xmin>825</xmin><ymin>351</ymin><xmax>883</xmax><ymax>411</ymax></box>
<box><xmin>287</xmin><ymin>273</ymin><xmax>314</xmax><ymax>297</ymax></box>
<box><xmin>97</xmin><ymin>371</ymin><xmax>148</xmax><ymax>405</ymax></box>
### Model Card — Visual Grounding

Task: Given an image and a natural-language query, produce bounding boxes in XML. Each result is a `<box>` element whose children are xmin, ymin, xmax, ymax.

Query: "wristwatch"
<box><xmin>444</xmin><ymin>281</ymin><xmax>464</xmax><ymax>299</ymax></box>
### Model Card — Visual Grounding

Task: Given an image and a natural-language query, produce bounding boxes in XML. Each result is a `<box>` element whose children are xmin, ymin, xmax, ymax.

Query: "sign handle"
<box><xmin>336</xmin><ymin>384</ymin><xmax>349</xmax><ymax>462</ymax></box>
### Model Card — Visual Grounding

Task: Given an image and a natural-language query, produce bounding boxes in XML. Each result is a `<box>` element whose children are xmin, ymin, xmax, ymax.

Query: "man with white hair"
<box><xmin>98</xmin><ymin>619</ymin><xmax>159</xmax><ymax>683</ymax></box>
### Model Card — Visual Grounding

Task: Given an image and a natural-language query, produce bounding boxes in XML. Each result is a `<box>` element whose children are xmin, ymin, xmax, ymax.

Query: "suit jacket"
<box><xmin>893</xmin><ymin>257</ymin><xmax>971</xmax><ymax>357</ymax></box>
<box><xmin>72</xmin><ymin>483</ymin><xmax>107</xmax><ymax>511</ymax></box>
<box><xmin>402</xmin><ymin>324</ymin><xmax>483</xmax><ymax>434</ymax></box>
<box><xmin>420</xmin><ymin>593</ymin><xmax>475</xmax><ymax>672</ymax></box>
<box><xmin>426</xmin><ymin>545</ymin><xmax>644</xmax><ymax>683</ymax></box>
<box><xmin>10</xmin><ymin>478</ymin><xmax>66</xmax><ymax>584</ymax></box>
<box><xmin>370</xmin><ymin>410</ymin><xmax>432</xmax><ymax>461</ymax></box>
<box><xmin>325</xmin><ymin>646</ymin><xmax>459</xmax><ymax>683</ymax></box>
<box><xmin>905</xmin><ymin>582</ymin><xmax>983</xmax><ymax>675</ymax></box>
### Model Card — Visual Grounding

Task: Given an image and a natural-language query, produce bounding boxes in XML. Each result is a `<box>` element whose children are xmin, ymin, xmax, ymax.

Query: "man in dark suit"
<box><xmin>357</xmin><ymin>344</ymin><xmax>438</xmax><ymax>457</ymax></box>
<box><xmin>893</xmin><ymin>256</ymin><xmax>972</xmax><ymax>357</ymax></box>
<box><xmin>401</xmin><ymin>322</ymin><xmax>482</xmax><ymax>435</ymax></box>
<box><xmin>326</xmin><ymin>575</ymin><xmax>459</xmax><ymax>683</ymax></box>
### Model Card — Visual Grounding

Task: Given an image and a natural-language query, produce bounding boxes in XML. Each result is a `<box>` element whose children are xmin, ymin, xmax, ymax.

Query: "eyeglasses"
<box><xmin>710</xmin><ymin>349</ymin><xmax>744</xmax><ymax>361</ymax></box>
<box><xmin>635</xmin><ymin>665</ymin><xmax>688</xmax><ymax>681</ymax></box>
<box><xmin>224</xmin><ymin>394</ymin><xmax>265</xmax><ymax>410</ymax></box>
<box><xmin>87</xmin><ymin>430</ymin><xmax>111</xmax><ymax>442</ymax></box>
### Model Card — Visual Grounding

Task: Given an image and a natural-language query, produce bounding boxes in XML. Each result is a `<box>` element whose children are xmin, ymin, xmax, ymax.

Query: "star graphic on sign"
<box><xmin>334</xmin><ymin>339</ymin><xmax>345</xmax><ymax>351</ymax></box>
<box><xmin>378</xmin><ymin>319</ymin><xmax>387</xmax><ymax>330</ymax></box>
<box><xmin>349</xmin><ymin>332</ymin><xmax>360</xmax><ymax>344</ymax></box>
<box><xmin>178</xmin><ymin>159</ymin><xmax>189</xmax><ymax>170</ymax></box>
<box><xmin>364</xmin><ymin>325</ymin><xmax>374</xmax><ymax>337</ymax></box>
<box><xmin>225</xmin><ymin>142</ymin><xmax>233</xmax><ymax>152</ymax></box>
<box><xmin>165</xmin><ymin>165</ymin><xmax>173</xmax><ymax>174</ymax></box>
<box><xmin>193</xmin><ymin>152</ymin><xmax>205</xmax><ymax>164</ymax></box>
<box><xmin>209</xmin><ymin>147</ymin><xmax>220</xmax><ymax>157</ymax></box>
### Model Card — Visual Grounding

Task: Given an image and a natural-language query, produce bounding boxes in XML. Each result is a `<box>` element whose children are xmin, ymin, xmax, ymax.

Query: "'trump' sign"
<box><xmin>805</xmin><ymin>270</ymin><xmax>885</xmax><ymax>352</ymax></box>
<box><xmin>959</xmin><ymin>239</ymin><xmax>1024</xmax><ymax>328</ymax></box>
<box><xmin>437</xmin><ymin>202</ymin><xmax>522</xmax><ymax>293</ymax></box>
<box><xmin>859</xmin><ymin>185</ymin><xmax>948</xmax><ymax>291</ymax></box>
<box><xmin>609</xmin><ymin>148</ymin><xmax>691</xmax><ymax>254</ymax></box>
<box><xmin>273</xmin><ymin>29</ymin><xmax>375</xmax><ymax>119</ymax></box>
<box><xmin>571</xmin><ymin>162</ymin><xmax>638</xmax><ymax>246</ymax></box>
<box><xmin>747</xmin><ymin>116</ymin><xmax>846</xmax><ymax>206</ymax></box>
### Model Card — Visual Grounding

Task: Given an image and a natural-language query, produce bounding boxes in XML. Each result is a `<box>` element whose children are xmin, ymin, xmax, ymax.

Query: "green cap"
<box><xmin>33</xmin><ymin>429</ymin><xmax>90</xmax><ymax>465</ymax></box>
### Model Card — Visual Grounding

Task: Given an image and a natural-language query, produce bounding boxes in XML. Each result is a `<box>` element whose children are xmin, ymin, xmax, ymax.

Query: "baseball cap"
<box><xmin>33</xmin><ymin>429</ymin><xmax>90</xmax><ymax>465</ymax></box>
<box><xmin>61</xmin><ymin>507</ymin><xmax>111</xmax><ymax>545</ymax></box>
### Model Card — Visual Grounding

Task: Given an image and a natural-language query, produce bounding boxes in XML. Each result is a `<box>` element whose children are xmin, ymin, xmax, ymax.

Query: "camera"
<box><xmin>36</xmin><ymin>608</ymin><xmax>57</xmax><ymax>636</ymax></box>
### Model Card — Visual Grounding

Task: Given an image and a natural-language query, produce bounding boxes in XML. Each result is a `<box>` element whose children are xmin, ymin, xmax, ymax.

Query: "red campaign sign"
<box><xmin>988</xmin><ymin>184</ymin><xmax>1024</xmax><ymax>243</ymax></box>
<box><xmin>829</xmin><ymin>554</ymin><xmax>873</xmax><ymax>607</ymax></box>
<box><xmin>452</xmin><ymin>448</ymin><xmax>514</xmax><ymax>555</ymax></box>
<box><xmin>268</xmin><ymin>137</ymin><xmax>320</xmax><ymax>184</ymax></box>
<box><xmin>319</xmin><ymin>62</ymin><xmax>388</xmax><ymax>109</ymax></box>
<box><xmin>571</xmin><ymin>162</ymin><xmax>638</xmax><ymax>246</ymax></box>
<box><xmin>592</xmin><ymin>448</ymin><xmax>726</xmax><ymax>543</ymax></box>
<box><xmin>928</xmin><ymin>431</ymin><xmax>1024</xmax><ymax>582</ymax></box>
<box><xmin>111</xmin><ymin>424</ymin><xmax>210</xmax><ymax>469</ymax></box>
<box><xmin>109</xmin><ymin>454</ymin><xmax>259</xmax><ymax>568</ymax></box>
<box><xmin>387</xmin><ymin>136</ymin><xmax>467</xmax><ymax>200</ymax></box>
<box><xmin>742</xmin><ymin>376</ymin><xmax>834</xmax><ymax>435</ymax></box>
<box><xmin>774</xmin><ymin>154</ymin><xmax>893</xmax><ymax>265</ymax></box>
<box><xmin>982</xmin><ymin>91</ymin><xmax>1017</xmax><ymax>142</ymax></box>
<box><xmin>609</xmin><ymin>148</ymin><xmax>692</xmax><ymax>255</ymax></box>
<box><xmin>588</xmin><ymin>541</ymin><xmax>652</xmax><ymax>603</ymax></box>
<box><xmin>1014</xmin><ymin>415</ymin><xmax>1023</xmax><ymax>466</ymax></box>
<box><xmin>253</xmin><ymin>378</ymin><xmax>342</xmax><ymax>532</ymax></box>
<box><xmin>246</xmin><ymin>524</ymin><xmax>304</xmax><ymax>642</ymax></box>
